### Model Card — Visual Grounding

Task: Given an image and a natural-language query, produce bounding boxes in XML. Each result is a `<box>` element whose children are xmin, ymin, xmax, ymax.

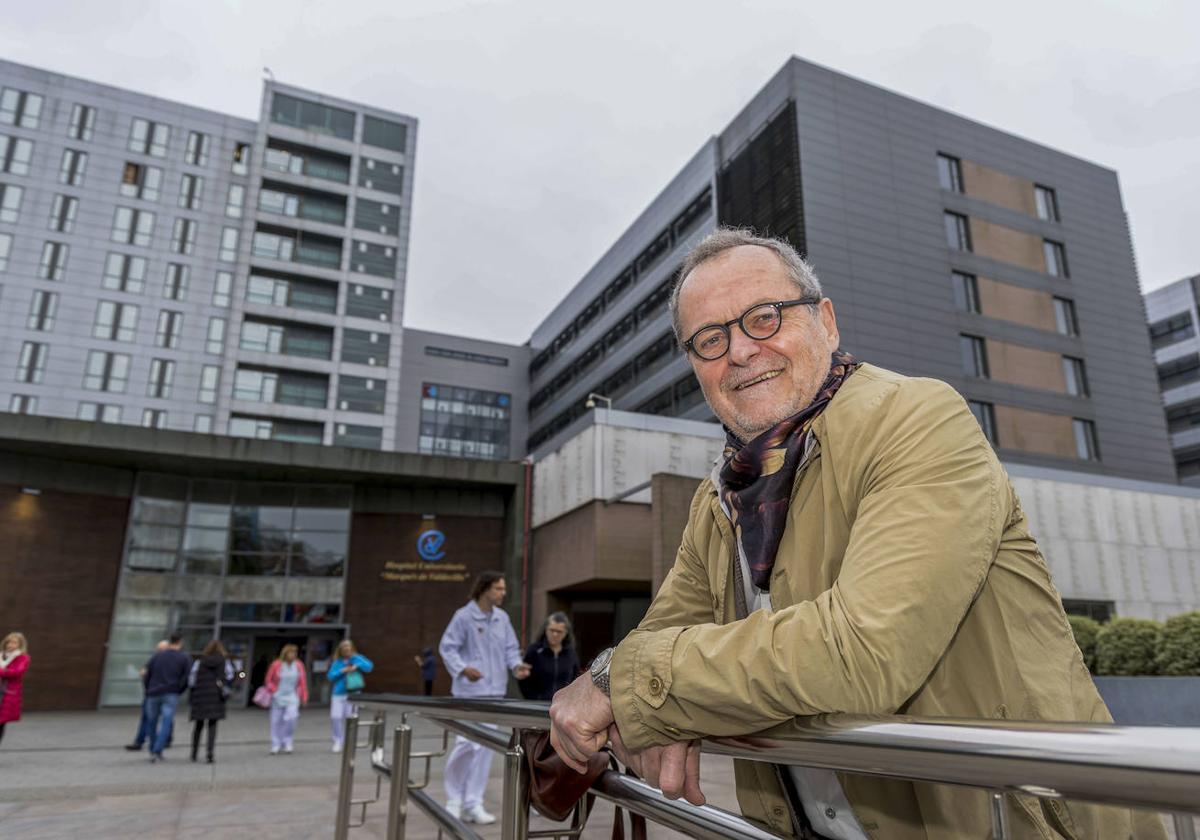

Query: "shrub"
<box><xmin>1067</xmin><ymin>615</ymin><xmax>1101</xmax><ymax>672</ymax></box>
<box><xmin>1095</xmin><ymin>618</ymin><xmax>1162</xmax><ymax>676</ymax></box>
<box><xmin>1156</xmin><ymin>611</ymin><xmax>1200</xmax><ymax>676</ymax></box>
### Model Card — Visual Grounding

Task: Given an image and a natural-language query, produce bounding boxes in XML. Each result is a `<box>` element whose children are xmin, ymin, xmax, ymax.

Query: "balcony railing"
<box><xmin>334</xmin><ymin>694</ymin><xmax>1200</xmax><ymax>840</ymax></box>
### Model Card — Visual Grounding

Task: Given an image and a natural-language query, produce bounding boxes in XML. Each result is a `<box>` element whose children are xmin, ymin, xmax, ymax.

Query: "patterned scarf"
<box><xmin>717</xmin><ymin>351</ymin><xmax>859</xmax><ymax>591</ymax></box>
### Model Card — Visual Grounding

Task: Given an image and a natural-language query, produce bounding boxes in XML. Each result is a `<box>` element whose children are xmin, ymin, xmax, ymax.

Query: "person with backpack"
<box><xmin>327</xmin><ymin>639</ymin><xmax>372</xmax><ymax>753</ymax></box>
<box><xmin>187</xmin><ymin>640</ymin><xmax>234</xmax><ymax>764</ymax></box>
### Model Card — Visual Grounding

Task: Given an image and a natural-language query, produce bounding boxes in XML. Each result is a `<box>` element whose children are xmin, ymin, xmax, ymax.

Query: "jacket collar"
<box><xmin>466</xmin><ymin>600</ymin><xmax>495</xmax><ymax>620</ymax></box>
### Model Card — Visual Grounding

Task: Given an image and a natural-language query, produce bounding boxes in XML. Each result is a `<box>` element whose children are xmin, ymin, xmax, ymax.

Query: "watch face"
<box><xmin>590</xmin><ymin>647</ymin><xmax>612</xmax><ymax>676</ymax></box>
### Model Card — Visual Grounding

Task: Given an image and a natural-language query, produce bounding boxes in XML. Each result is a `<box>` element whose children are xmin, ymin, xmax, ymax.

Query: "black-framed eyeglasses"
<box><xmin>683</xmin><ymin>297</ymin><xmax>821</xmax><ymax>361</ymax></box>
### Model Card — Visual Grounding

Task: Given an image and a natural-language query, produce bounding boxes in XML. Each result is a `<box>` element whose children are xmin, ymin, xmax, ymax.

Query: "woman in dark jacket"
<box><xmin>517</xmin><ymin>612</ymin><xmax>581</xmax><ymax>701</ymax></box>
<box><xmin>188</xmin><ymin>640</ymin><xmax>234</xmax><ymax>763</ymax></box>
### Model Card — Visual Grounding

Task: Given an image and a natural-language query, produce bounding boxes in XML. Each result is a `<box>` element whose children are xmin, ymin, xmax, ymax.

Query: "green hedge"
<box><xmin>1095</xmin><ymin>618</ymin><xmax>1162</xmax><ymax>676</ymax></box>
<box><xmin>1067</xmin><ymin>615</ymin><xmax>1101</xmax><ymax>672</ymax></box>
<box><xmin>1156</xmin><ymin>611</ymin><xmax>1200</xmax><ymax>676</ymax></box>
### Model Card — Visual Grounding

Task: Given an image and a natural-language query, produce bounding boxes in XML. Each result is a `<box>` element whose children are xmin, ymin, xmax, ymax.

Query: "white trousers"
<box><xmin>443</xmin><ymin>725</ymin><xmax>497</xmax><ymax>808</ymax></box>
<box><xmin>330</xmin><ymin>695</ymin><xmax>355</xmax><ymax>747</ymax></box>
<box><xmin>270</xmin><ymin>704</ymin><xmax>299</xmax><ymax>750</ymax></box>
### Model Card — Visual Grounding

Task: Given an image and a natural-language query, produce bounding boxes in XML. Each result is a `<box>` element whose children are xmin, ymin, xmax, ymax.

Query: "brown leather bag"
<box><xmin>520</xmin><ymin>730</ymin><xmax>647</xmax><ymax>840</ymax></box>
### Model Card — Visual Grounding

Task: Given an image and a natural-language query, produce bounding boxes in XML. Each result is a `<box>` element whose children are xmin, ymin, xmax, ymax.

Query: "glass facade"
<box><xmin>419</xmin><ymin>382</ymin><xmax>511</xmax><ymax>460</ymax></box>
<box><xmin>101</xmin><ymin>474</ymin><xmax>350</xmax><ymax>706</ymax></box>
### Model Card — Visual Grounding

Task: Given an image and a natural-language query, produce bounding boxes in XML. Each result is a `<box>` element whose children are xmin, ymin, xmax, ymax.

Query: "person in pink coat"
<box><xmin>264</xmin><ymin>644</ymin><xmax>309</xmax><ymax>754</ymax></box>
<box><xmin>0</xmin><ymin>632</ymin><xmax>30</xmax><ymax>747</ymax></box>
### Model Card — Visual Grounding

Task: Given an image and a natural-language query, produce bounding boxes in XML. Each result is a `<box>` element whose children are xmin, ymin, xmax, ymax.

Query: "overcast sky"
<box><xmin>3</xmin><ymin>1</ymin><xmax>1197</xmax><ymax>344</ymax></box>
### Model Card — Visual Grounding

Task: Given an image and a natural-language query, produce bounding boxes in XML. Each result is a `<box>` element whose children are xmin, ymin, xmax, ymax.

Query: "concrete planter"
<box><xmin>1093</xmin><ymin>676</ymin><xmax>1200</xmax><ymax>725</ymax></box>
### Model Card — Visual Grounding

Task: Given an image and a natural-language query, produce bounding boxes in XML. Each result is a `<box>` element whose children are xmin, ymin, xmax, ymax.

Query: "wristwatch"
<box><xmin>590</xmin><ymin>647</ymin><xmax>614</xmax><ymax>697</ymax></box>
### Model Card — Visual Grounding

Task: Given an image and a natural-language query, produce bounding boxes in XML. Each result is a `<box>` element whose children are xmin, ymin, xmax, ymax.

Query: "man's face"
<box><xmin>677</xmin><ymin>245</ymin><xmax>840</xmax><ymax>442</ymax></box>
<box><xmin>485</xmin><ymin>579</ymin><xmax>507</xmax><ymax>607</ymax></box>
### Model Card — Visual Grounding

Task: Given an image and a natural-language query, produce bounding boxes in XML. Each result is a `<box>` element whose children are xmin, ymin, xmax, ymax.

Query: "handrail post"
<box><xmin>501</xmin><ymin>728</ymin><xmax>530</xmax><ymax>840</ymax></box>
<box><xmin>334</xmin><ymin>715</ymin><xmax>360</xmax><ymax>840</ymax></box>
<box><xmin>989</xmin><ymin>791</ymin><xmax>1010</xmax><ymax>840</ymax></box>
<box><xmin>386</xmin><ymin>723</ymin><xmax>413</xmax><ymax>840</ymax></box>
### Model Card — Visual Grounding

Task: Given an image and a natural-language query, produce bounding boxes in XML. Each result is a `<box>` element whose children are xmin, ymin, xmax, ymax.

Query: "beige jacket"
<box><xmin>610</xmin><ymin>364</ymin><xmax>1165</xmax><ymax>839</ymax></box>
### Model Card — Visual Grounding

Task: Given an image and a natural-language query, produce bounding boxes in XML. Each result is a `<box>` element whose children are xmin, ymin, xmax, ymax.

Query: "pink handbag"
<box><xmin>253</xmin><ymin>686</ymin><xmax>273</xmax><ymax>709</ymax></box>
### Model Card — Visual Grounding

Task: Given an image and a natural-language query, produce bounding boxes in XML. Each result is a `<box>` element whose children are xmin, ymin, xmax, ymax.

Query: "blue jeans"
<box><xmin>133</xmin><ymin>697</ymin><xmax>174</xmax><ymax>747</ymax></box>
<box><xmin>145</xmin><ymin>693</ymin><xmax>180</xmax><ymax>755</ymax></box>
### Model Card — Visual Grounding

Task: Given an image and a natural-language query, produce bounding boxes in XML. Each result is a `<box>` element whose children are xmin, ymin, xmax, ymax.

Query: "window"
<box><xmin>0</xmin><ymin>88</ymin><xmax>43</xmax><ymax>129</ymax></box>
<box><xmin>0</xmin><ymin>182</ymin><xmax>22</xmax><ymax>222</ymax></box>
<box><xmin>79</xmin><ymin>403</ymin><xmax>121</xmax><ymax>423</ymax></box>
<box><xmin>199</xmin><ymin>365</ymin><xmax>220</xmax><ymax>403</ymax></box>
<box><xmin>232</xmin><ymin>142</ymin><xmax>250</xmax><ymax>176</ymax></box>
<box><xmin>93</xmin><ymin>301</ymin><xmax>139</xmax><ymax>342</ymax></box>
<box><xmin>1062</xmin><ymin>356</ymin><xmax>1089</xmax><ymax>396</ymax></box>
<box><xmin>228</xmin><ymin>415</ymin><xmax>323</xmax><ymax>444</ymax></box>
<box><xmin>960</xmin><ymin>334</ymin><xmax>989</xmax><ymax>378</ymax></box>
<box><xmin>270</xmin><ymin>93</ymin><xmax>355</xmax><ymax>139</ymax></box>
<box><xmin>337</xmin><ymin>375</ymin><xmax>386</xmax><ymax>414</ymax></box>
<box><xmin>27</xmin><ymin>290</ymin><xmax>57</xmax><ymax>331</ymax></box>
<box><xmin>1051</xmin><ymin>297</ymin><xmax>1079</xmax><ymax>337</ymax></box>
<box><xmin>59</xmin><ymin>149</ymin><xmax>88</xmax><ymax>186</ymax></box>
<box><xmin>240</xmin><ymin>320</ymin><xmax>333</xmax><ymax>359</ymax></box>
<box><xmin>120</xmin><ymin>162</ymin><xmax>163</xmax><ymax>201</ymax></box>
<box><xmin>944</xmin><ymin>212</ymin><xmax>971</xmax><ymax>251</ymax></box>
<box><xmin>1157</xmin><ymin>353</ymin><xmax>1200</xmax><ymax>391</ymax></box>
<box><xmin>112</xmin><ymin>207</ymin><xmax>155</xmax><ymax>246</ymax></box>
<box><xmin>102</xmin><ymin>253</ymin><xmax>147</xmax><ymax>293</ymax></box>
<box><xmin>266</xmin><ymin>142</ymin><xmax>351</xmax><ymax>183</ymax></box>
<box><xmin>418</xmin><ymin>383</ymin><xmax>512</xmax><ymax>460</ymax></box>
<box><xmin>156</xmin><ymin>310</ymin><xmax>183</xmax><ymax>348</ymax></box>
<box><xmin>219</xmin><ymin>227</ymin><xmax>240</xmax><ymax>262</ymax></box>
<box><xmin>1167</xmin><ymin>400</ymin><xmax>1200</xmax><ymax>433</ymax></box>
<box><xmin>1149</xmin><ymin>312</ymin><xmax>1195</xmax><ymax>350</ymax></box>
<box><xmin>129</xmin><ymin>118</ymin><xmax>170</xmax><ymax>157</ymax></box>
<box><xmin>212</xmin><ymin>271</ymin><xmax>233</xmax><ymax>307</ymax></box>
<box><xmin>1035</xmin><ymin>185</ymin><xmax>1059</xmax><ymax>222</ymax></box>
<box><xmin>148</xmin><ymin>358</ymin><xmax>175</xmax><ymax>398</ymax></box>
<box><xmin>1063</xmin><ymin>599</ymin><xmax>1113</xmax><ymax>622</ymax></box>
<box><xmin>0</xmin><ymin>135</ymin><xmax>34</xmax><ymax>175</ymax></box>
<box><xmin>362</xmin><ymin>115</ymin><xmax>407</xmax><ymax>152</ymax></box>
<box><xmin>1073</xmin><ymin>419</ymin><xmax>1100</xmax><ymax>461</ymax></box>
<box><xmin>164</xmin><ymin>263</ymin><xmax>189</xmax><ymax>300</ymax></box>
<box><xmin>83</xmin><ymin>350</ymin><xmax>131</xmax><ymax>392</ymax></box>
<box><xmin>233</xmin><ymin>367</ymin><xmax>328</xmax><ymax>408</ymax></box>
<box><xmin>936</xmin><ymin>153</ymin><xmax>963</xmax><ymax>193</ymax></box>
<box><xmin>68</xmin><ymin>104</ymin><xmax>96</xmax><ymax>141</ymax></box>
<box><xmin>1043</xmin><ymin>239</ymin><xmax>1068</xmax><ymax>277</ymax></box>
<box><xmin>246</xmin><ymin>272</ymin><xmax>338</xmax><ymax>313</ymax></box>
<box><xmin>0</xmin><ymin>232</ymin><xmax>10</xmax><ymax>271</ymax></box>
<box><xmin>48</xmin><ymin>194</ymin><xmax>78</xmax><ymax>232</ymax></box>
<box><xmin>170</xmin><ymin>217</ymin><xmax>197</xmax><ymax>254</ymax></box>
<box><xmin>39</xmin><ymin>241</ymin><xmax>69</xmax><ymax>280</ymax></box>
<box><xmin>345</xmin><ymin>284</ymin><xmax>393</xmax><ymax>322</ymax></box>
<box><xmin>194</xmin><ymin>415</ymin><xmax>213</xmax><ymax>433</ymax></box>
<box><xmin>9</xmin><ymin>394</ymin><xmax>36</xmax><ymax>414</ymax></box>
<box><xmin>952</xmin><ymin>271</ymin><xmax>979</xmax><ymax>313</ymax></box>
<box><xmin>967</xmin><ymin>400</ymin><xmax>997</xmax><ymax>444</ymax></box>
<box><xmin>206</xmin><ymin>317</ymin><xmax>226</xmax><ymax>354</ymax></box>
<box><xmin>225</xmin><ymin>183</ymin><xmax>244</xmax><ymax>218</ymax></box>
<box><xmin>178</xmin><ymin>173</ymin><xmax>203</xmax><ymax>210</ymax></box>
<box><xmin>424</xmin><ymin>346</ymin><xmax>509</xmax><ymax>367</ymax></box>
<box><xmin>16</xmin><ymin>341</ymin><xmax>47</xmax><ymax>383</ymax></box>
<box><xmin>142</xmin><ymin>409</ymin><xmax>168</xmax><ymax>429</ymax></box>
<box><xmin>184</xmin><ymin>131</ymin><xmax>210</xmax><ymax>166</ymax></box>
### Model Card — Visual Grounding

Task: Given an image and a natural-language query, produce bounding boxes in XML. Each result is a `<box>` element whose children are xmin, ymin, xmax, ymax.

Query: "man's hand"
<box><xmin>462</xmin><ymin>667</ymin><xmax>483</xmax><ymax>682</ymax></box>
<box><xmin>549</xmin><ymin>671</ymin><xmax>614</xmax><ymax>773</ymax></box>
<box><xmin>513</xmin><ymin>662</ymin><xmax>532</xmax><ymax>680</ymax></box>
<box><xmin>609</xmin><ymin>725</ymin><xmax>706</xmax><ymax>806</ymax></box>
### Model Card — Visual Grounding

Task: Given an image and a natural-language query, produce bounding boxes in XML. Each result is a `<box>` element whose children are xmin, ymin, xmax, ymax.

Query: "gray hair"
<box><xmin>539</xmin><ymin>611</ymin><xmax>573</xmax><ymax>646</ymax></box>
<box><xmin>668</xmin><ymin>228</ymin><xmax>823</xmax><ymax>345</ymax></box>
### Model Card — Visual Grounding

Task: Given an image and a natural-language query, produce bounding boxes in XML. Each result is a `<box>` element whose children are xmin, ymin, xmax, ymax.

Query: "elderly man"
<box><xmin>549</xmin><ymin>229</ymin><xmax>1164</xmax><ymax>838</ymax></box>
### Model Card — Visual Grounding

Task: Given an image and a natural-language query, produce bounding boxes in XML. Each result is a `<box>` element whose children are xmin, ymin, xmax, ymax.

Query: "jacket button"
<box><xmin>648</xmin><ymin>677</ymin><xmax>663</xmax><ymax>696</ymax></box>
<box><xmin>772</xmin><ymin>806</ymin><xmax>784</xmax><ymax>817</ymax></box>
<box><xmin>825</xmin><ymin>807</ymin><xmax>837</xmax><ymax>820</ymax></box>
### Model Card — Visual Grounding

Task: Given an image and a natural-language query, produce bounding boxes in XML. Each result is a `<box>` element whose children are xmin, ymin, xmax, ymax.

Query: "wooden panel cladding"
<box><xmin>987</xmin><ymin>339</ymin><xmax>1067</xmax><ymax>393</ymax></box>
<box><xmin>532</xmin><ymin>501</ymin><xmax>652</xmax><ymax>596</ymax></box>
<box><xmin>971</xmin><ymin>218</ymin><xmax>1047</xmax><ymax>273</ymax></box>
<box><xmin>345</xmin><ymin>511</ymin><xmax>507</xmax><ymax>696</ymax></box>
<box><xmin>993</xmin><ymin>405</ymin><xmax>1077</xmax><ymax>458</ymax></box>
<box><xmin>0</xmin><ymin>484</ymin><xmax>127</xmax><ymax>710</ymax></box>
<box><xmin>961</xmin><ymin>161</ymin><xmax>1038</xmax><ymax>216</ymax></box>
<box><xmin>976</xmin><ymin>277</ymin><xmax>1057</xmax><ymax>332</ymax></box>
<box><xmin>650</xmin><ymin>474</ymin><xmax>703</xmax><ymax>595</ymax></box>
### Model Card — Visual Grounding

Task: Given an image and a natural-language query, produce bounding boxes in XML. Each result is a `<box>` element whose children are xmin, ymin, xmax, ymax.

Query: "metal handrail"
<box><xmin>337</xmin><ymin>694</ymin><xmax>1200</xmax><ymax>840</ymax></box>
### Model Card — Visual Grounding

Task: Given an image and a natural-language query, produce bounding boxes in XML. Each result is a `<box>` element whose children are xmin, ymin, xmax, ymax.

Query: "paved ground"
<box><xmin>0</xmin><ymin>707</ymin><xmax>742</xmax><ymax>839</ymax></box>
